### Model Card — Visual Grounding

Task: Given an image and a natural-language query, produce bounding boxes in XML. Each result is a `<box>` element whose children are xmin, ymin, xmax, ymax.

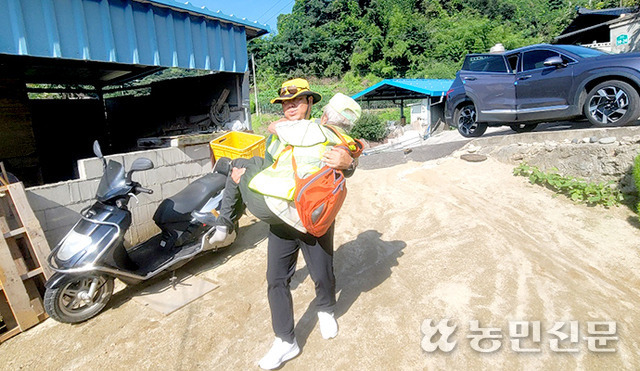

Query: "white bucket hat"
<box><xmin>326</xmin><ymin>93</ymin><xmax>362</xmax><ymax>123</ymax></box>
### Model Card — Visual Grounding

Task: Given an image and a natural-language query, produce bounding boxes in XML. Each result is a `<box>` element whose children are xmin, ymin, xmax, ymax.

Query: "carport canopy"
<box><xmin>0</xmin><ymin>0</ymin><xmax>270</xmax><ymax>87</ymax></box>
<box><xmin>352</xmin><ymin>79</ymin><xmax>453</xmax><ymax>102</ymax></box>
<box><xmin>351</xmin><ymin>79</ymin><xmax>453</xmax><ymax>121</ymax></box>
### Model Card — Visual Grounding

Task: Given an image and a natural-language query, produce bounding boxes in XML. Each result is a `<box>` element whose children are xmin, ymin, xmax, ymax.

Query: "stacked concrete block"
<box><xmin>26</xmin><ymin>143</ymin><xmax>214</xmax><ymax>249</ymax></box>
<box><xmin>26</xmin><ymin>179</ymin><xmax>95</xmax><ymax>249</ymax></box>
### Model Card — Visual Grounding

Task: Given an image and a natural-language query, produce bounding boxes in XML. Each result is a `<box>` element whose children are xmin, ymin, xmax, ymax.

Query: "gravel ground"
<box><xmin>2</xmin><ymin>121</ymin><xmax>639</xmax><ymax>370</ymax></box>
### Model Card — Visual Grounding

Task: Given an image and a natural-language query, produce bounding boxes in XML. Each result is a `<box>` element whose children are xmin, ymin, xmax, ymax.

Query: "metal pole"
<box><xmin>96</xmin><ymin>85</ymin><xmax>112</xmax><ymax>151</ymax></box>
<box><xmin>251</xmin><ymin>53</ymin><xmax>260</xmax><ymax>117</ymax></box>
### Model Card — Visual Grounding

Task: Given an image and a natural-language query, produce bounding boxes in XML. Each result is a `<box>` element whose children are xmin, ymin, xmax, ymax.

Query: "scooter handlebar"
<box><xmin>135</xmin><ymin>186</ymin><xmax>153</xmax><ymax>194</ymax></box>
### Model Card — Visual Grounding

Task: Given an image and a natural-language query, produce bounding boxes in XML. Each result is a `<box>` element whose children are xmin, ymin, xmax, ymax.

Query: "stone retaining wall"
<box><xmin>461</xmin><ymin>130</ymin><xmax>640</xmax><ymax>194</ymax></box>
<box><xmin>25</xmin><ymin>144</ymin><xmax>213</xmax><ymax>249</ymax></box>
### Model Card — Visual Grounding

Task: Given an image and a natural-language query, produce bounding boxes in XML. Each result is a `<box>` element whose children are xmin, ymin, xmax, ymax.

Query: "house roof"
<box><xmin>555</xmin><ymin>6</ymin><xmax>638</xmax><ymax>44</ymax></box>
<box><xmin>0</xmin><ymin>0</ymin><xmax>270</xmax><ymax>86</ymax></box>
<box><xmin>576</xmin><ymin>6</ymin><xmax>637</xmax><ymax>17</ymax></box>
<box><xmin>352</xmin><ymin>79</ymin><xmax>454</xmax><ymax>101</ymax></box>
<box><xmin>144</xmin><ymin>0</ymin><xmax>270</xmax><ymax>39</ymax></box>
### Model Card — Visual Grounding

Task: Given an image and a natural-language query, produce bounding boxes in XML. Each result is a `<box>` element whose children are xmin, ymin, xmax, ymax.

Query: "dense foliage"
<box><xmin>634</xmin><ymin>154</ymin><xmax>640</xmax><ymax>217</ymax></box>
<box><xmin>513</xmin><ymin>163</ymin><xmax>623</xmax><ymax>207</ymax></box>
<box><xmin>249</xmin><ymin>0</ymin><xmax>638</xmax><ymax>121</ymax></box>
<box><xmin>250</xmin><ymin>0</ymin><xmax>637</xmax><ymax>81</ymax></box>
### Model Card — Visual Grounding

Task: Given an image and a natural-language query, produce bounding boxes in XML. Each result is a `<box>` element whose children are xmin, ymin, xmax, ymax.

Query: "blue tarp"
<box><xmin>352</xmin><ymin>79</ymin><xmax>454</xmax><ymax>100</ymax></box>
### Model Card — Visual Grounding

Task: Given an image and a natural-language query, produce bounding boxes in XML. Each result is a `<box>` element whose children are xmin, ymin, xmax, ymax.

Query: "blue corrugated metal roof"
<box><xmin>147</xmin><ymin>0</ymin><xmax>271</xmax><ymax>34</ymax></box>
<box><xmin>352</xmin><ymin>79</ymin><xmax>454</xmax><ymax>100</ymax></box>
<box><xmin>577</xmin><ymin>6</ymin><xmax>637</xmax><ymax>17</ymax></box>
<box><xmin>0</xmin><ymin>0</ymin><xmax>269</xmax><ymax>74</ymax></box>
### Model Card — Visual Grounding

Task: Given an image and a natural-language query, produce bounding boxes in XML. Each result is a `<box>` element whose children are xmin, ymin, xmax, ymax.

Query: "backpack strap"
<box><xmin>324</xmin><ymin>125</ymin><xmax>364</xmax><ymax>158</ymax></box>
<box><xmin>271</xmin><ymin>145</ymin><xmax>293</xmax><ymax>169</ymax></box>
<box><xmin>290</xmin><ymin>147</ymin><xmax>344</xmax><ymax>187</ymax></box>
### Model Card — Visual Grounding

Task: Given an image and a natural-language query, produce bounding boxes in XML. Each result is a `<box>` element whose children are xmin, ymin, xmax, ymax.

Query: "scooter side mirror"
<box><xmin>93</xmin><ymin>140</ymin><xmax>107</xmax><ymax>168</ymax></box>
<box><xmin>93</xmin><ymin>140</ymin><xmax>103</xmax><ymax>158</ymax></box>
<box><xmin>126</xmin><ymin>158</ymin><xmax>154</xmax><ymax>184</ymax></box>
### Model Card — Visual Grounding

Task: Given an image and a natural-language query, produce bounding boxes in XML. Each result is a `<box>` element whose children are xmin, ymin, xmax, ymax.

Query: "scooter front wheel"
<box><xmin>44</xmin><ymin>274</ymin><xmax>114</xmax><ymax>323</ymax></box>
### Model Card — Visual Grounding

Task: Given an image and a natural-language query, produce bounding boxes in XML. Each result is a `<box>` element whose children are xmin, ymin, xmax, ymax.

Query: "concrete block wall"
<box><xmin>26</xmin><ymin>143</ymin><xmax>213</xmax><ymax>249</ymax></box>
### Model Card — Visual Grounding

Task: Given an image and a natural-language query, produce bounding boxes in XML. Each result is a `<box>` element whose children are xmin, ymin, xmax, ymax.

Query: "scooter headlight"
<box><xmin>57</xmin><ymin>230</ymin><xmax>93</xmax><ymax>261</ymax></box>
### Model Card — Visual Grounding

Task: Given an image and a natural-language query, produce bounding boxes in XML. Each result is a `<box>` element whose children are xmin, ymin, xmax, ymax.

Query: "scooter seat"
<box><xmin>153</xmin><ymin>172</ymin><xmax>226</xmax><ymax>225</ymax></box>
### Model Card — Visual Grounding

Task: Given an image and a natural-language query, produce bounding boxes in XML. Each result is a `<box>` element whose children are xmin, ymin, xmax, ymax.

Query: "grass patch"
<box><xmin>634</xmin><ymin>154</ymin><xmax>640</xmax><ymax>217</ymax></box>
<box><xmin>514</xmin><ymin>162</ymin><xmax>623</xmax><ymax>208</ymax></box>
<box><xmin>250</xmin><ymin>113</ymin><xmax>281</xmax><ymax>137</ymax></box>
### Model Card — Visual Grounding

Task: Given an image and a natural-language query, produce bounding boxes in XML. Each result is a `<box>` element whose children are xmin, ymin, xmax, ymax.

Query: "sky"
<box><xmin>185</xmin><ymin>0</ymin><xmax>295</xmax><ymax>34</ymax></box>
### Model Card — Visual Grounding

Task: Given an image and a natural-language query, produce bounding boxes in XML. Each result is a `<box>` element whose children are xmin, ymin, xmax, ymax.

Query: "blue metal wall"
<box><xmin>0</xmin><ymin>0</ymin><xmax>260</xmax><ymax>74</ymax></box>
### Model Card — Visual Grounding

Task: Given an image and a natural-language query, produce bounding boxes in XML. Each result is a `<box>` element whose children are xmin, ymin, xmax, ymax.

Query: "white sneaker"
<box><xmin>317</xmin><ymin>311</ymin><xmax>338</xmax><ymax>339</ymax></box>
<box><xmin>258</xmin><ymin>337</ymin><xmax>300</xmax><ymax>370</ymax></box>
<box><xmin>208</xmin><ymin>225</ymin><xmax>237</xmax><ymax>247</ymax></box>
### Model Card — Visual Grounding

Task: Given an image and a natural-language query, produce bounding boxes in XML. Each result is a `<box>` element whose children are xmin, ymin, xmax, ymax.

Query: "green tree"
<box><xmin>249</xmin><ymin>0</ymin><xmax>624</xmax><ymax>81</ymax></box>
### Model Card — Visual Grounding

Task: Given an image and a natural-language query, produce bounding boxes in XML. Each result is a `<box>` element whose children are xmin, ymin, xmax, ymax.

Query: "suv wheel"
<box><xmin>509</xmin><ymin>124</ymin><xmax>538</xmax><ymax>133</ymax></box>
<box><xmin>584</xmin><ymin>80</ymin><xmax>640</xmax><ymax>127</ymax></box>
<box><xmin>455</xmin><ymin>103</ymin><xmax>487</xmax><ymax>137</ymax></box>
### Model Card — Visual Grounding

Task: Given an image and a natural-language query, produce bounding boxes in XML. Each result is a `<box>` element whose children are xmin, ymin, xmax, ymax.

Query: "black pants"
<box><xmin>267</xmin><ymin>223</ymin><xmax>336</xmax><ymax>343</ymax></box>
<box><xmin>216</xmin><ymin>156</ymin><xmax>281</xmax><ymax>230</ymax></box>
<box><xmin>217</xmin><ymin>157</ymin><xmax>337</xmax><ymax>343</ymax></box>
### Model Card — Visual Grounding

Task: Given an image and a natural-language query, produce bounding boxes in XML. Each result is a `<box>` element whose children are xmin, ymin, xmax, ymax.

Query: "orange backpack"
<box><xmin>291</xmin><ymin>126</ymin><xmax>363</xmax><ymax>237</ymax></box>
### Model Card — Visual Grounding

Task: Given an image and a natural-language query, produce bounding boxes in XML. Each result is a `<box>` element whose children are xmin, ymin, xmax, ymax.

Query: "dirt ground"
<box><xmin>2</xmin><ymin>154</ymin><xmax>640</xmax><ymax>370</ymax></box>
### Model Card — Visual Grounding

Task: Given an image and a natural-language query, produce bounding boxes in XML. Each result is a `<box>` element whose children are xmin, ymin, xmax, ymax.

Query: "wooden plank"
<box><xmin>0</xmin><ymin>194</ymin><xmax>19</xmax><ymax>230</ymax></box>
<box><xmin>20</xmin><ymin>267</ymin><xmax>42</xmax><ymax>281</ymax></box>
<box><xmin>0</xmin><ymin>236</ymin><xmax>39</xmax><ymax>331</ymax></box>
<box><xmin>0</xmin><ymin>327</ymin><xmax>21</xmax><ymax>343</ymax></box>
<box><xmin>6</xmin><ymin>183</ymin><xmax>53</xmax><ymax>279</ymax></box>
<box><xmin>0</xmin><ymin>289</ymin><xmax>17</xmax><ymax>330</ymax></box>
<box><xmin>4</xmin><ymin>227</ymin><xmax>25</xmax><ymax>239</ymax></box>
<box><xmin>0</xmin><ymin>216</ymin><xmax>9</xmax><ymax>235</ymax></box>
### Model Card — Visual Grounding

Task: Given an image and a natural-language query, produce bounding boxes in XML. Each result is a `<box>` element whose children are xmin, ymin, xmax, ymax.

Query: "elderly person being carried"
<box><xmin>193</xmin><ymin>79</ymin><xmax>361</xmax><ymax>370</ymax></box>
<box><xmin>196</xmin><ymin>90</ymin><xmax>361</xmax><ymax>243</ymax></box>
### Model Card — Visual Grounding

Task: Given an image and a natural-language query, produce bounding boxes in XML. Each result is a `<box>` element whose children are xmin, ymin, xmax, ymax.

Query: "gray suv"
<box><xmin>444</xmin><ymin>44</ymin><xmax>640</xmax><ymax>137</ymax></box>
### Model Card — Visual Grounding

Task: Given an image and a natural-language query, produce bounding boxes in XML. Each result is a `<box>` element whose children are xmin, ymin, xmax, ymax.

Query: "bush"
<box><xmin>514</xmin><ymin>163</ymin><xmax>623</xmax><ymax>208</ymax></box>
<box><xmin>376</xmin><ymin>108</ymin><xmax>402</xmax><ymax>125</ymax></box>
<box><xmin>634</xmin><ymin>154</ymin><xmax>640</xmax><ymax>215</ymax></box>
<box><xmin>350</xmin><ymin>112</ymin><xmax>387</xmax><ymax>142</ymax></box>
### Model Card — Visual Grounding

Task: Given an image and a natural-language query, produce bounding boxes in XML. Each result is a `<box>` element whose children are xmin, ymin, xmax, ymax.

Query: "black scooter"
<box><xmin>44</xmin><ymin>141</ymin><xmax>234</xmax><ymax>323</ymax></box>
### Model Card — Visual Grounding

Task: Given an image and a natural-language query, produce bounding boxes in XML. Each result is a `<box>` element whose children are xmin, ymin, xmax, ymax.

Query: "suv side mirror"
<box><xmin>126</xmin><ymin>158</ymin><xmax>154</xmax><ymax>184</ymax></box>
<box><xmin>543</xmin><ymin>56</ymin><xmax>565</xmax><ymax>68</ymax></box>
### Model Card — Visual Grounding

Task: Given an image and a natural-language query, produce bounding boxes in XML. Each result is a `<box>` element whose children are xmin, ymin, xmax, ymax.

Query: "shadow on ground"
<box><xmin>103</xmin><ymin>220</ymin><xmax>268</xmax><ymax>313</ymax></box>
<box><xmin>291</xmin><ymin>230</ymin><xmax>406</xmax><ymax>347</ymax></box>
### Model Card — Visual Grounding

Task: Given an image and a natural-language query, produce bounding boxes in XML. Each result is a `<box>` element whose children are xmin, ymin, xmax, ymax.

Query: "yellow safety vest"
<box><xmin>249</xmin><ymin>121</ymin><xmax>355</xmax><ymax>200</ymax></box>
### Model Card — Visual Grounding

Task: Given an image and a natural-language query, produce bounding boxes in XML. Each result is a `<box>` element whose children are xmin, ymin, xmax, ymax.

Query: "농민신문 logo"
<box><xmin>421</xmin><ymin>319</ymin><xmax>618</xmax><ymax>353</ymax></box>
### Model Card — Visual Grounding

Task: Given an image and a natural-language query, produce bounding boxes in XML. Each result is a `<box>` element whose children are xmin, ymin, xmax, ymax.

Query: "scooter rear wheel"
<box><xmin>44</xmin><ymin>274</ymin><xmax>114</xmax><ymax>323</ymax></box>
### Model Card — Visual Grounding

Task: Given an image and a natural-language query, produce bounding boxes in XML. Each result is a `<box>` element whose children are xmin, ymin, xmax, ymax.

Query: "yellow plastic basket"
<box><xmin>210</xmin><ymin>131</ymin><xmax>266</xmax><ymax>160</ymax></box>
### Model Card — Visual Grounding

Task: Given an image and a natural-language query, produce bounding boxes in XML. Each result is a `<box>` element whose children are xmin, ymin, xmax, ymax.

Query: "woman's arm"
<box><xmin>322</xmin><ymin>148</ymin><xmax>357</xmax><ymax>177</ymax></box>
<box><xmin>267</xmin><ymin>118</ymin><xmax>288</xmax><ymax>134</ymax></box>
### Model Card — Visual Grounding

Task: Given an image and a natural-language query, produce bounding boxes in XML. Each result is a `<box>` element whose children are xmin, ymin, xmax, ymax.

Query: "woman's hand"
<box><xmin>231</xmin><ymin>167</ymin><xmax>246</xmax><ymax>184</ymax></box>
<box><xmin>322</xmin><ymin>148</ymin><xmax>353</xmax><ymax>170</ymax></box>
<box><xmin>267</xmin><ymin>118</ymin><xmax>288</xmax><ymax>134</ymax></box>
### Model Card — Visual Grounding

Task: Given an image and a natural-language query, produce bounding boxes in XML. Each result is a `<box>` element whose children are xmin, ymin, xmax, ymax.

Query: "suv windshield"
<box><xmin>462</xmin><ymin>55</ymin><xmax>508</xmax><ymax>73</ymax></box>
<box><xmin>96</xmin><ymin>160</ymin><xmax>126</xmax><ymax>199</ymax></box>
<box><xmin>557</xmin><ymin>45</ymin><xmax>607</xmax><ymax>58</ymax></box>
